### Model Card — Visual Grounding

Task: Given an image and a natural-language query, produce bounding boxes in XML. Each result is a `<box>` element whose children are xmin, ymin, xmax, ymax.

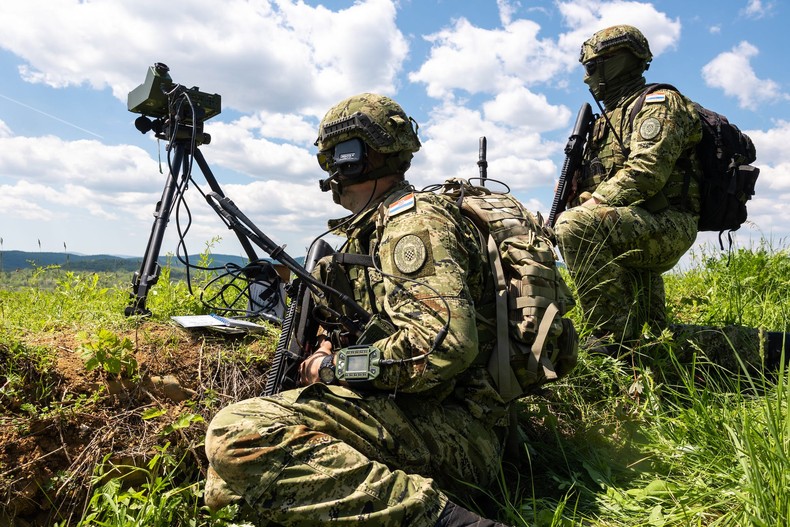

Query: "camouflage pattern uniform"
<box><xmin>556</xmin><ymin>25</ymin><xmax>702</xmax><ymax>344</ymax></box>
<box><xmin>666</xmin><ymin>324</ymin><xmax>778</xmax><ymax>374</ymax></box>
<box><xmin>205</xmin><ymin>94</ymin><xmax>506</xmax><ymax>526</ymax></box>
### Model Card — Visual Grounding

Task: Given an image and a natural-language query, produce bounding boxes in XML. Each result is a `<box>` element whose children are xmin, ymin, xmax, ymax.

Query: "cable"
<box><xmin>156</xmin><ymin>87</ymin><xmax>286</xmax><ymax>320</ymax></box>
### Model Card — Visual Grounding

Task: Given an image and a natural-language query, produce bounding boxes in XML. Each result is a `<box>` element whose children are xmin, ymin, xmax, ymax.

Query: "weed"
<box><xmin>77</xmin><ymin>329</ymin><xmax>138</xmax><ymax>378</ymax></box>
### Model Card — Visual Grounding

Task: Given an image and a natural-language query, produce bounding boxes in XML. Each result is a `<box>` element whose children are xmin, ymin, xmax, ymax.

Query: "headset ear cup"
<box><xmin>331</xmin><ymin>138</ymin><xmax>368</xmax><ymax>179</ymax></box>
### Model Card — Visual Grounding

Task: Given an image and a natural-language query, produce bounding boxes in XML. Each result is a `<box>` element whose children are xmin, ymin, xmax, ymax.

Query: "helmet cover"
<box><xmin>315</xmin><ymin>93</ymin><xmax>420</xmax><ymax>155</ymax></box>
<box><xmin>579</xmin><ymin>25</ymin><xmax>652</xmax><ymax>64</ymax></box>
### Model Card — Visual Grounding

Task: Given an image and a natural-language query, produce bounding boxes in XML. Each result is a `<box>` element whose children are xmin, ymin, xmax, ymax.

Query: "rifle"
<box><xmin>548</xmin><ymin>102</ymin><xmax>594</xmax><ymax>227</ymax></box>
<box><xmin>263</xmin><ymin>238</ymin><xmax>334</xmax><ymax>396</ymax></box>
<box><xmin>205</xmin><ymin>193</ymin><xmax>392</xmax><ymax>395</ymax></box>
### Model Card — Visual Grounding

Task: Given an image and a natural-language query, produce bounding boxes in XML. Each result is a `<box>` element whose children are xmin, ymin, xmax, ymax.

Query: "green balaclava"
<box><xmin>580</xmin><ymin>25</ymin><xmax>652</xmax><ymax>109</ymax></box>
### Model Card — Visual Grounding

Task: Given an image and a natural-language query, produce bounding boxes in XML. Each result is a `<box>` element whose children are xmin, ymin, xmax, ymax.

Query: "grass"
<box><xmin>1</xmin><ymin>242</ymin><xmax>788</xmax><ymax>526</ymax></box>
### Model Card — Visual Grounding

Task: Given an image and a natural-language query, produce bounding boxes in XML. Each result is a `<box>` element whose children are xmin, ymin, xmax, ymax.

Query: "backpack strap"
<box><xmin>531</xmin><ymin>302</ymin><xmax>559</xmax><ymax>381</ymax></box>
<box><xmin>484</xmin><ymin>233</ymin><xmax>523</xmax><ymax>402</ymax></box>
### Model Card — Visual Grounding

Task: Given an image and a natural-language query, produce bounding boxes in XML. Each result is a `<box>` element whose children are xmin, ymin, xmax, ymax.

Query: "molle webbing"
<box><xmin>437</xmin><ymin>178</ymin><xmax>578</xmax><ymax>401</ymax></box>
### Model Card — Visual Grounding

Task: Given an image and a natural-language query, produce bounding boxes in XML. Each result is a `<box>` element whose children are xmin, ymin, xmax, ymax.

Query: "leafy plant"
<box><xmin>76</xmin><ymin>443</ymin><xmax>202</xmax><ymax>527</ymax></box>
<box><xmin>78</xmin><ymin>329</ymin><xmax>138</xmax><ymax>378</ymax></box>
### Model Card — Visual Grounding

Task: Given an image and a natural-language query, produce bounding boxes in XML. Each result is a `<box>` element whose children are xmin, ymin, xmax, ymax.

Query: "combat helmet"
<box><xmin>579</xmin><ymin>25</ymin><xmax>652</xmax><ymax>64</ymax></box>
<box><xmin>315</xmin><ymin>93</ymin><xmax>420</xmax><ymax>157</ymax></box>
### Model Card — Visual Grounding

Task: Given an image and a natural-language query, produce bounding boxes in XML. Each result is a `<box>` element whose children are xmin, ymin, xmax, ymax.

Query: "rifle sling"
<box><xmin>333</xmin><ymin>253</ymin><xmax>375</xmax><ymax>267</ymax></box>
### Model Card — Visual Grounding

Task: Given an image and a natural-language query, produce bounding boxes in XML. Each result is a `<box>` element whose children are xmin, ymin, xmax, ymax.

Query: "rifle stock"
<box><xmin>548</xmin><ymin>102</ymin><xmax>594</xmax><ymax>227</ymax></box>
<box><xmin>263</xmin><ymin>238</ymin><xmax>335</xmax><ymax>396</ymax></box>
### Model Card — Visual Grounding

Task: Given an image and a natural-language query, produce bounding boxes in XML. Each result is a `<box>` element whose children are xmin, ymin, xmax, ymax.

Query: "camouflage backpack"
<box><xmin>437</xmin><ymin>178</ymin><xmax>579</xmax><ymax>401</ymax></box>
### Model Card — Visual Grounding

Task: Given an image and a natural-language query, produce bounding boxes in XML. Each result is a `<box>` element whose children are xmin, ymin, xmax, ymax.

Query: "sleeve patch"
<box><xmin>388</xmin><ymin>193</ymin><xmax>416</xmax><ymax>217</ymax></box>
<box><xmin>639</xmin><ymin>117</ymin><xmax>662</xmax><ymax>140</ymax></box>
<box><xmin>392</xmin><ymin>231</ymin><xmax>434</xmax><ymax>277</ymax></box>
<box><xmin>645</xmin><ymin>93</ymin><xmax>666</xmax><ymax>103</ymax></box>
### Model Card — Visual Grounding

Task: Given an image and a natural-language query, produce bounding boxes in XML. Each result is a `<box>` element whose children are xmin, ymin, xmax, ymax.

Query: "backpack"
<box><xmin>629</xmin><ymin>84</ymin><xmax>759</xmax><ymax>245</ymax></box>
<box><xmin>436</xmin><ymin>178</ymin><xmax>579</xmax><ymax>402</ymax></box>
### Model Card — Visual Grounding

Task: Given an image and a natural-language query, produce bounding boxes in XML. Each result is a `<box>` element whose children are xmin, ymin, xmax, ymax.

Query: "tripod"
<box><xmin>124</xmin><ymin>120</ymin><xmax>271</xmax><ymax>318</ymax></box>
<box><xmin>124</xmin><ymin>83</ymin><xmax>370</xmax><ymax>326</ymax></box>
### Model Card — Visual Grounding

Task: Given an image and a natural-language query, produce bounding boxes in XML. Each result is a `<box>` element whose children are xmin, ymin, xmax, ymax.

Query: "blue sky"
<box><xmin>0</xmin><ymin>0</ymin><xmax>787</xmax><ymax>265</ymax></box>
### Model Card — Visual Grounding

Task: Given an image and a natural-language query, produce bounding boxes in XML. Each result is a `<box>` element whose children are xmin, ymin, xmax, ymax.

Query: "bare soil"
<box><xmin>0</xmin><ymin>323</ymin><xmax>275</xmax><ymax>526</ymax></box>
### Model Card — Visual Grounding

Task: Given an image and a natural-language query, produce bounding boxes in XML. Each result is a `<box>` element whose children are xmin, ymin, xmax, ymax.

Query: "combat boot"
<box><xmin>434</xmin><ymin>500</ymin><xmax>514</xmax><ymax>527</ymax></box>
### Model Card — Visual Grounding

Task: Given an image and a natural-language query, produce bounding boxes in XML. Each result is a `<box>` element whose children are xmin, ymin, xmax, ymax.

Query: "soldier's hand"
<box><xmin>298</xmin><ymin>339</ymin><xmax>333</xmax><ymax>386</ymax></box>
<box><xmin>581</xmin><ymin>192</ymin><xmax>601</xmax><ymax>207</ymax></box>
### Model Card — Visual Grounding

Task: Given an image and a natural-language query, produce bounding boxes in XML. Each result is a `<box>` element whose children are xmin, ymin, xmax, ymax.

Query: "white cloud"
<box><xmin>701</xmin><ymin>41</ymin><xmax>788</xmax><ymax>110</ymax></box>
<box><xmin>482</xmin><ymin>87</ymin><xmax>571</xmax><ymax>132</ymax></box>
<box><xmin>741</xmin><ymin>0</ymin><xmax>775</xmax><ymax>19</ymax></box>
<box><xmin>409</xmin><ymin>17</ymin><xmax>569</xmax><ymax>99</ymax></box>
<box><xmin>0</xmin><ymin>181</ymin><xmax>60</xmax><ymax>221</ymax></box>
<box><xmin>410</xmin><ymin>101</ymin><xmax>562</xmax><ymax>193</ymax></box>
<box><xmin>0</xmin><ymin>135</ymin><xmax>160</xmax><ymax>192</ymax></box>
<box><xmin>497</xmin><ymin>0</ymin><xmax>522</xmax><ymax>26</ymax></box>
<box><xmin>556</xmin><ymin>0</ymin><xmax>681</xmax><ymax>60</ymax></box>
<box><xmin>205</xmin><ymin>118</ymin><xmax>317</xmax><ymax>182</ymax></box>
<box><xmin>0</xmin><ymin>0</ymin><xmax>408</xmax><ymax>116</ymax></box>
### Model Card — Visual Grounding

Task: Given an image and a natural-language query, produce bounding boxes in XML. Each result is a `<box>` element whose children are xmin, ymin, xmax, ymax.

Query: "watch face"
<box><xmin>318</xmin><ymin>355</ymin><xmax>335</xmax><ymax>384</ymax></box>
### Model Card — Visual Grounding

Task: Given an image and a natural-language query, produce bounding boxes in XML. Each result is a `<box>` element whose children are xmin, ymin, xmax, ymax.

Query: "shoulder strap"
<box><xmin>333</xmin><ymin>253</ymin><xmax>374</xmax><ymax>267</ymax></box>
<box><xmin>628</xmin><ymin>83</ymin><xmax>679</xmax><ymax>127</ymax></box>
<box><xmin>484</xmin><ymin>231</ymin><xmax>523</xmax><ymax>402</ymax></box>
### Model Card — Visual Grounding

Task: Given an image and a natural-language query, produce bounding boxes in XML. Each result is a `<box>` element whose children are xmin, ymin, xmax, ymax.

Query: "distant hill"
<box><xmin>0</xmin><ymin>250</ymin><xmax>293</xmax><ymax>273</ymax></box>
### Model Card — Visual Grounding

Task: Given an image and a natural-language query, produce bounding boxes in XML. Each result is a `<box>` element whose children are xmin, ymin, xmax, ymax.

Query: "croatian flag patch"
<box><xmin>388</xmin><ymin>193</ymin><xmax>416</xmax><ymax>217</ymax></box>
<box><xmin>645</xmin><ymin>93</ymin><xmax>666</xmax><ymax>103</ymax></box>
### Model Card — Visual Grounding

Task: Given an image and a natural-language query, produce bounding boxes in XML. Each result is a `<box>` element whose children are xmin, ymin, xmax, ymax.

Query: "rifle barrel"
<box><xmin>548</xmin><ymin>103</ymin><xmax>593</xmax><ymax>227</ymax></box>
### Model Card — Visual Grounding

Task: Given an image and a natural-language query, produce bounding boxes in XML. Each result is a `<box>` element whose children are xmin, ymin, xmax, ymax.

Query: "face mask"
<box><xmin>583</xmin><ymin>64</ymin><xmax>606</xmax><ymax>100</ymax></box>
<box><xmin>583</xmin><ymin>52</ymin><xmax>645</xmax><ymax>105</ymax></box>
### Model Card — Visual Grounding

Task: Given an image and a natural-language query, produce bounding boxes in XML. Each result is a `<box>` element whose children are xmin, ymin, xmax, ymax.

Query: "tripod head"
<box><xmin>128</xmin><ymin>62</ymin><xmax>221</xmax><ymax>145</ymax></box>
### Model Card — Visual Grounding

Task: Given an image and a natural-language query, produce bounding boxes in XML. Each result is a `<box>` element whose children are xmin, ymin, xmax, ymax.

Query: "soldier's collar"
<box><xmin>327</xmin><ymin>180</ymin><xmax>412</xmax><ymax>234</ymax></box>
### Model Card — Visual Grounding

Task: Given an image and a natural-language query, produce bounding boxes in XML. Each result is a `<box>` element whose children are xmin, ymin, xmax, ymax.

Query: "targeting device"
<box><xmin>128</xmin><ymin>62</ymin><xmax>221</xmax><ymax>124</ymax></box>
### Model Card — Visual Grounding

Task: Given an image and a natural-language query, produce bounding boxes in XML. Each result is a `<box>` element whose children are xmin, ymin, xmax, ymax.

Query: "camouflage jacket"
<box><xmin>576</xmin><ymin>85</ymin><xmax>703</xmax><ymax>214</ymax></box>
<box><xmin>318</xmin><ymin>180</ymin><xmax>506</xmax><ymax>425</ymax></box>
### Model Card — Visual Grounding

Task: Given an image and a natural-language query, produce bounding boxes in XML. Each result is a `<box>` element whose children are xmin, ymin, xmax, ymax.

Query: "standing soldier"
<box><xmin>555</xmin><ymin>25</ymin><xmax>702</xmax><ymax>354</ymax></box>
<box><xmin>205</xmin><ymin>93</ymin><xmax>514</xmax><ymax>527</ymax></box>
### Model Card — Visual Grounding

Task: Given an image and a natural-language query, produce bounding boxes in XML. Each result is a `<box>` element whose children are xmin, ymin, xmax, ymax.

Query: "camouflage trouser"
<box><xmin>205</xmin><ymin>383</ymin><xmax>504</xmax><ymax>527</ymax></box>
<box><xmin>555</xmin><ymin>203</ymin><xmax>697</xmax><ymax>342</ymax></box>
<box><xmin>666</xmin><ymin>324</ymin><xmax>784</xmax><ymax>373</ymax></box>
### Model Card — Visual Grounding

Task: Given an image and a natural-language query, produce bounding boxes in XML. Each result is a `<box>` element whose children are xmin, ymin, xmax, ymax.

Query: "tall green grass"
<box><xmin>1</xmin><ymin>242</ymin><xmax>788</xmax><ymax>526</ymax></box>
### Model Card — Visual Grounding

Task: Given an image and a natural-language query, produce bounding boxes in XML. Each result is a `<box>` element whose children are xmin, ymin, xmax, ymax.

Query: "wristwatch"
<box><xmin>318</xmin><ymin>354</ymin><xmax>337</xmax><ymax>385</ymax></box>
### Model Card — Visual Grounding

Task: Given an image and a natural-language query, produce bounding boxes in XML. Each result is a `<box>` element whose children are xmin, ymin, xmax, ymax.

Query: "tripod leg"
<box><xmin>125</xmin><ymin>144</ymin><xmax>187</xmax><ymax>316</ymax></box>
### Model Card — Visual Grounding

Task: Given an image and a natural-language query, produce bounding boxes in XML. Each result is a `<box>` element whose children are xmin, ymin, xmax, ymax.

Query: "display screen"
<box><xmin>347</xmin><ymin>354</ymin><xmax>369</xmax><ymax>373</ymax></box>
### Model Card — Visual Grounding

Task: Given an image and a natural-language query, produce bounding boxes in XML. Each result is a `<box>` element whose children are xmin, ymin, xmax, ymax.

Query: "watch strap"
<box><xmin>318</xmin><ymin>353</ymin><xmax>337</xmax><ymax>384</ymax></box>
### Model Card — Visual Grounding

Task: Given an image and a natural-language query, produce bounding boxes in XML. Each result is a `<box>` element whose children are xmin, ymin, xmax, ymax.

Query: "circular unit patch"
<box><xmin>393</xmin><ymin>234</ymin><xmax>427</xmax><ymax>274</ymax></box>
<box><xmin>639</xmin><ymin>117</ymin><xmax>662</xmax><ymax>140</ymax></box>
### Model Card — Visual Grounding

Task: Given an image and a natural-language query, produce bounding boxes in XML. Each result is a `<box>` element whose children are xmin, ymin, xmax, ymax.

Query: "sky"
<box><xmin>0</xmin><ymin>0</ymin><xmax>788</xmax><ymax>267</ymax></box>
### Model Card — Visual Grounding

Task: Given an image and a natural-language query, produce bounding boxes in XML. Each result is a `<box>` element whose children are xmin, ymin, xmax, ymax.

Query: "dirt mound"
<box><xmin>0</xmin><ymin>323</ymin><xmax>276</xmax><ymax>526</ymax></box>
